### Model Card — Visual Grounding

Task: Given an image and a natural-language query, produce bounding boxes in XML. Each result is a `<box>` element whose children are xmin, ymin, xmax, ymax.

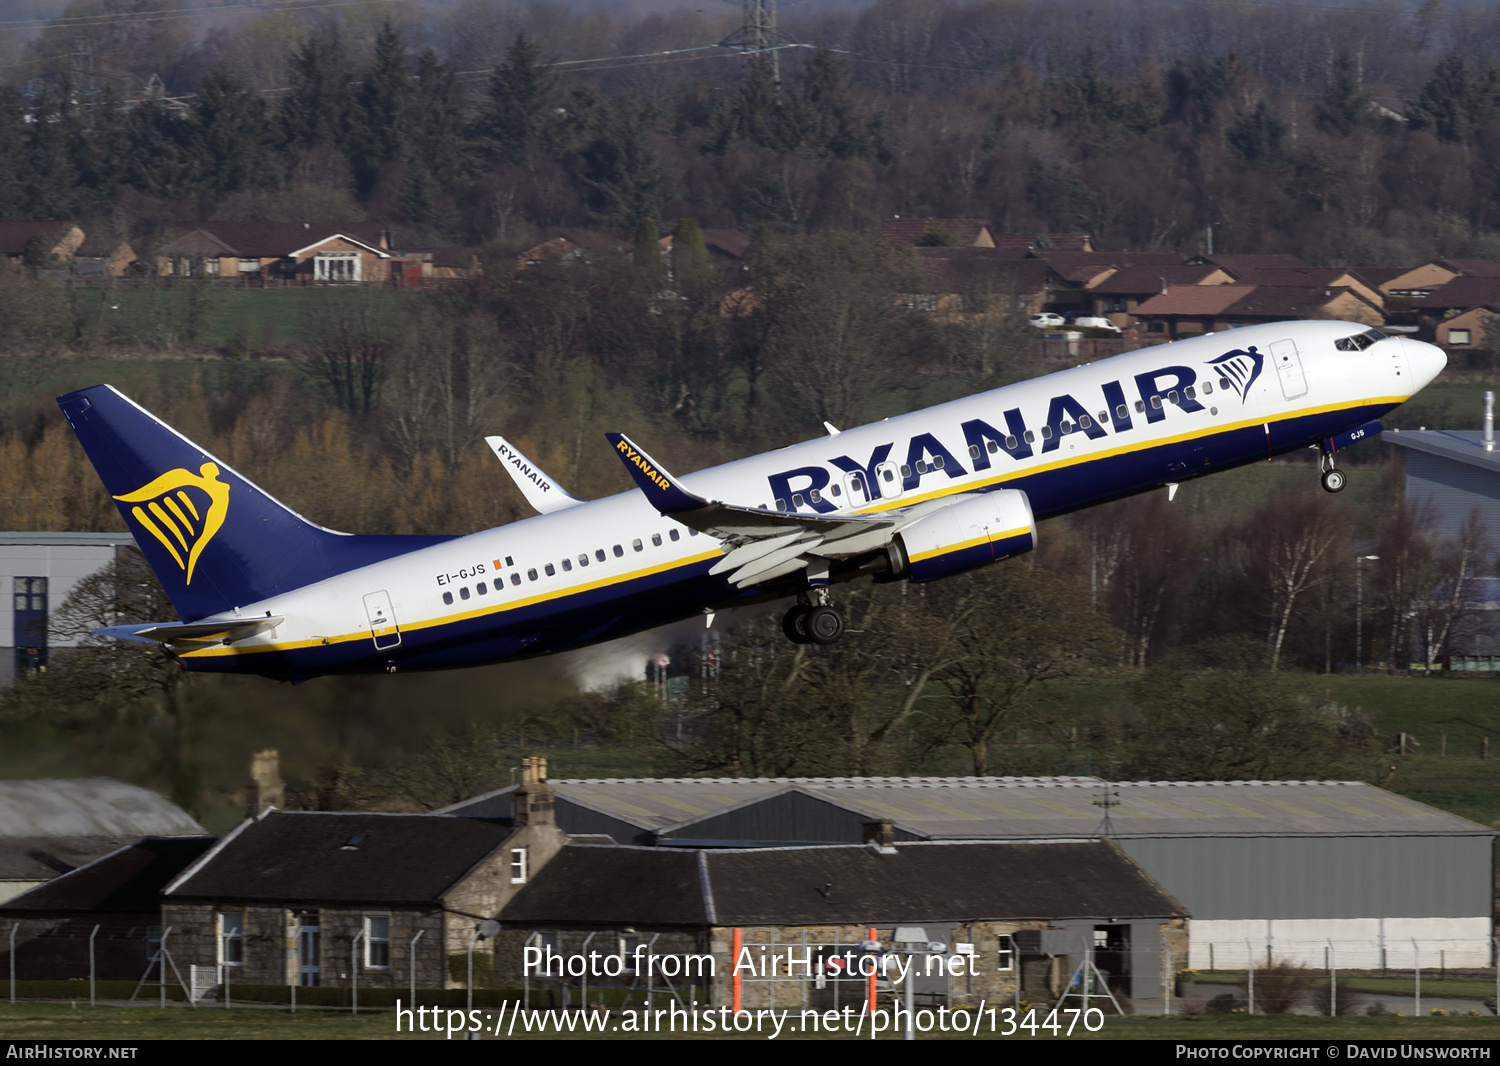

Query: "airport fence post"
<box><xmin>352</xmin><ymin>927</ymin><xmax>364</xmax><ymax>1015</ymax></box>
<box><xmin>9</xmin><ymin>922</ymin><xmax>16</xmax><ymax>1004</ymax></box>
<box><xmin>1413</xmin><ymin>939</ymin><xmax>1420</xmax><ymax>1017</ymax></box>
<box><xmin>1327</xmin><ymin>939</ymin><xmax>1335</xmax><ymax>1017</ymax></box>
<box><xmin>1244</xmin><ymin>938</ymin><xmax>1254</xmax><ymax>1014</ymax></box>
<box><xmin>89</xmin><ymin>925</ymin><xmax>99</xmax><ymax>1008</ymax></box>
<box><xmin>579</xmin><ymin>932</ymin><xmax>595</xmax><ymax>1011</ymax></box>
<box><xmin>409</xmin><ymin>929</ymin><xmax>425</xmax><ymax>1013</ymax></box>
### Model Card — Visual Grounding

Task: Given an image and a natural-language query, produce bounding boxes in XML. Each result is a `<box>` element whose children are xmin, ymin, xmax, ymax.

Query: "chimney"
<box><xmin>1485</xmin><ymin>391</ymin><xmax>1494</xmax><ymax>452</ymax></box>
<box><xmin>861</xmin><ymin>818</ymin><xmax>896</xmax><ymax>849</ymax></box>
<box><xmin>513</xmin><ymin>756</ymin><xmax>554</xmax><ymax>827</ymax></box>
<box><xmin>244</xmin><ymin>749</ymin><xmax>283</xmax><ymax>820</ymax></box>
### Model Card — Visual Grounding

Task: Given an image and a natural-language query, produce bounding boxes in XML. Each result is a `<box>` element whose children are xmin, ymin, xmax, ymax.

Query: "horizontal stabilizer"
<box><xmin>96</xmin><ymin>615</ymin><xmax>284</xmax><ymax>647</ymax></box>
<box><xmin>485</xmin><ymin>436</ymin><xmax>585</xmax><ymax>515</ymax></box>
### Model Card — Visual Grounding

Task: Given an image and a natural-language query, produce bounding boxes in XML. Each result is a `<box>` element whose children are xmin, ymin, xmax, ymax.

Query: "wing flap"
<box><xmin>96</xmin><ymin>615</ymin><xmax>284</xmax><ymax>646</ymax></box>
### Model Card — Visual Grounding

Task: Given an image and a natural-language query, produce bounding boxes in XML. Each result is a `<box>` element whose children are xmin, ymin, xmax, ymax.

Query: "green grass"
<box><xmin>0</xmin><ymin>1002</ymin><xmax>1494</xmax><ymax>1040</ymax></box>
<box><xmin>1189</xmin><ymin>970</ymin><xmax>1497</xmax><ymax>999</ymax></box>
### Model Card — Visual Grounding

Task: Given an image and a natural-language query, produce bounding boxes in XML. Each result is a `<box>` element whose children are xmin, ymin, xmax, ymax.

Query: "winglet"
<box><xmin>485</xmin><ymin>436</ymin><xmax>585</xmax><ymax>515</ymax></box>
<box><xmin>604</xmin><ymin>433</ymin><xmax>706</xmax><ymax>514</ymax></box>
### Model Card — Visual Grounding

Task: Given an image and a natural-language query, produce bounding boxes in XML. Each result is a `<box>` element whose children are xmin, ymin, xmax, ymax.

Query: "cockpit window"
<box><xmin>1335</xmin><ymin>328</ymin><xmax>1387</xmax><ymax>352</ymax></box>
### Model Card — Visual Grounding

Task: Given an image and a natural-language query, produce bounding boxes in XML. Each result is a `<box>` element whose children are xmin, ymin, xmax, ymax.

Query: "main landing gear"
<box><xmin>1318</xmin><ymin>446</ymin><xmax>1347</xmax><ymax>494</ymax></box>
<box><xmin>782</xmin><ymin>588</ymin><xmax>845</xmax><ymax>645</ymax></box>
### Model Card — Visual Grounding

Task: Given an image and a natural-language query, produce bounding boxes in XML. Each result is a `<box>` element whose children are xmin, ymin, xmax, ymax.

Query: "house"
<box><xmin>443</xmin><ymin>775</ymin><xmax>1495</xmax><ymax>971</ymax></box>
<box><xmin>1429</xmin><ymin>304</ymin><xmax>1500</xmax><ymax>349</ymax></box>
<box><xmin>908</xmin><ymin>250</ymin><xmax>1049</xmax><ymax>316</ymax></box>
<box><xmin>0</xmin><ymin>221</ymin><xmax>85</xmax><ymax>268</ymax></box>
<box><xmin>1087</xmin><ymin>264</ymin><xmax>1235</xmax><ymax>324</ymax></box>
<box><xmin>1195</xmin><ymin>253</ymin><xmax>1309</xmax><ymax>273</ymax></box>
<box><xmin>1411</xmin><ymin>277</ymin><xmax>1500</xmax><ymax>339</ymax></box>
<box><xmin>71</xmin><ymin>234</ymin><xmax>138</xmax><ymax>277</ymax></box>
<box><xmin>1374</xmin><ymin>257</ymin><xmax>1500</xmax><ymax>300</ymax></box>
<box><xmin>879</xmin><ymin>218</ymin><xmax>997</xmax><ymax>248</ymax></box>
<box><xmin>495</xmin><ymin>838</ymin><xmax>1187</xmax><ymax>1008</ymax></box>
<box><xmin>1031</xmin><ymin>252</ymin><xmax>1188</xmax><ymax>316</ymax></box>
<box><xmin>0</xmin><ymin>778</ymin><xmax>206</xmax><ymax>904</ymax></box>
<box><xmin>159</xmin><ymin>758</ymin><xmax>565</xmax><ymax>989</ymax></box>
<box><xmin>1133</xmin><ymin>284</ymin><xmax>1384</xmax><ymax>339</ymax></box>
<box><xmin>156</xmin><ymin>223</ymin><xmax>394</xmax><ymax>282</ymax></box>
<box><xmin>1223</xmin><ymin>268</ymin><xmax>1385</xmax><ymax>311</ymax></box>
<box><xmin>995</xmin><ymin>233</ymin><xmax>1094</xmax><ymax>254</ymax></box>
<box><xmin>0</xmin><ymin>836</ymin><xmax>214</xmax><ymax>981</ymax></box>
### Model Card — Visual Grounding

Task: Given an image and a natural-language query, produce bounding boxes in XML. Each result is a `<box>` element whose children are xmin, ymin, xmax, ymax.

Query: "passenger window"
<box><xmin>1151</xmin><ymin>396</ymin><xmax>1163</xmax><ymax>409</ymax></box>
<box><xmin>443</xmin><ymin>591</ymin><xmax>453</xmax><ymax>605</ymax></box>
<box><xmin>900</xmin><ymin>465</ymin><xmax>912</xmax><ymax>478</ymax></box>
<box><xmin>793</xmin><ymin>493</ymin><xmax>805</xmax><ymax>507</ymax></box>
<box><xmin>915</xmin><ymin>462</ymin><xmax>928</xmax><ymax>474</ymax></box>
<box><xmin>1218</xmin><ymin>377</ymin><xmax>1230</xmax><ymax>390</ymax></box>
<box><xmin>596</xmin><ymin>549</ymin><xmax>606</xmax><ymax>562</ymax></box>
<box><xmin>775</xmin><ymin>498</ymin><xmax>788</xmax><ymax>509</ymax></box>
<box><xmin>1060</xmin><ymin>421</ymin><xmax>1072</xmax><ymax>434</ymax></box>
<box><xmin>1167</xmin><ymin>390</ymin><xmax>1179</xmax><ymax>404</ymax></box>
<box><xmin>613</xmin><ymin>545</ymin><xmax>624</xmax><ymax>557</ymax></box>
<box><xmin>882</xmin><ymin>469</ymin><xmax>895</xmax><ymax>482</ymax></box>
<box><xmin>1135</xmin><ymin>400</ymin><xmax>1146</xmax><ymax>413</ymax></box>
<box><xmin>1096</xmin><ymin>411</ymin><xmax>1108</xmax><ymax>423</ymax></box>
<box><xmin>561</xmin><ymin>558</ymin><xmax>572</xmax><ymax>572</ymax></box>
<box><xmin>527</xmin><ymin>569</ymin><xmax>538</xmax><ymax>581</ymax></box>
<box><xmin>1187</xmin><ymin>385</ymin><xmax>1198</xmax><ymax>398</ymax></box>
<box><xmin>632</xmin><ymin>539</ymin><xmax>643</xmax><ymax>552</ymax></box>
<box><xmin>579</xmin><ymin>554</ymin><xmax>589</xmax><ymax>567</ymax></box>
<box><xmin>510</xmin><ymin>573</ymin><xmax>521</xmax><ymax>586</ymax></box>
<box><xmin>989</xmin><ymin>440</ymin><xmax>1001</xmax><ymax>453</ymax></box>
<box><xmin>652</xmin><ymin>533</ymin><xmax>662</xmax><ymax>546</ymax></box>
<box><xmin>830</xmin><ymin>484</ymin><xmax>840</xmax><ymax>496</ymax></box>
<box><xmin>1024</xmin><ymin>430</ymin><xmax>1035</xmax><ymax>443</ymax></box>
<box><xmin>1116</xmin><ymin>404</ymin><xmax>1128</xmax><ymax>419</ymax></box>
<box><xmin>1004</xmin><ymin>436</ymin><xmax>1016</xmax><ymax>449</ymax></box>
<box><xmin>809</xmin><ymin>490</ymin><xmax>822</xmax><ymax>504</ymax></box>
<box><xmin>545</xmin><ymin>563</ymin><xmax>555</xmax><ymax>576</ymax></box>
<box><xmin>933</xmin><ymin>456</ymin><xmax>945</xmax><ymax>469</ymax></box>
<box><xmin>460</xmin><ymin>586</ymin><xmax>470</xmax><ymax>600</ymax></box>
<box><xmin>1041</xmin><ymin>425</ymin><xmax>1054</xmax><ymax>439</ymax></box>
<box><xmin>969</xmin><ymin>445</ymin><xmax>981</xmax><ymax>459</ymax></box>
<box><xmin>1079</xmin><ymin>415</ymin><xmax>1092</xmax><ymax>429</ymax></box>
<box><xmin>477</xmin><ymin>582</ymin><xmax>487</xmax><ymax>594</ymax></box>
<box><xmin>689</xmin><ymin>529</ymin><xmax>699</xmax><ymax>536</ymax></box>
<box><xmin>669</xmin><ymin>529</ymin><xmax>680</xmax><ymax>541</ymax></box>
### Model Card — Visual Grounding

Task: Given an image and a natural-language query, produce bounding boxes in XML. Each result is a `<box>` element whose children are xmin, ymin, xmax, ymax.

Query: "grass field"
<box><xmin>0</xmin><ymin>1002</ymin><xmax>1494</xmax><ymax>1040</ymax></box>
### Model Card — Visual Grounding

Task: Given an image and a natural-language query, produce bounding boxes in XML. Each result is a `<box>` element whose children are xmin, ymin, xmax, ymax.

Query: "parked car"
<box><xmin>1072</xmin><ymin>316</ymin><xmax>1123</xmax><ymax>333</ymax></box>
<box><xmin>1028</xmin><ymin>312</ymin><xmax>1066</xmax><ymax>328</ymax></box>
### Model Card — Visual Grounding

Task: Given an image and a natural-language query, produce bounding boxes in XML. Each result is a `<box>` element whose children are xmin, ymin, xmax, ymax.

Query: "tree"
<box><xmin>475</xmin><ymin>33</ymin><xmax>556</xmax><ymax>167</ymax></box>
<box><xmin>1417</xmin><ymin>511</ymin><xmax>1491</xmax><ymax>671</ymax></box>
<box><xmin>280</xmin><ymin>32</ymin><xmax>354</xmax><ymax>154</ymax></box>
<box><xmin>928</xmin><ymin>564</ymin><xmax>1118</xmax><ymax>775</ymax></box>
<box><xmin>350</xmin><ymin>22</ymin><xmax>412</xmax><ymax>198</ymax></box>
<box><xmin>1226</xmin><ymin>101</ymin><xmax>1287</xmax><ymax>164</ymax></box>
<box><xmin>1316</xmin><ymin>50</ymin><xmax>1371</xmax><ymax>136</ymax></box>
<box><xmin>303</xmin><ymin>289</ymin><xmax>398</xmax><ymax>416</ymax></box>
<box><xmin>1407</xmin><ymin>51</ymin><xmax>1499</xmax><ymax>144</ymax></box>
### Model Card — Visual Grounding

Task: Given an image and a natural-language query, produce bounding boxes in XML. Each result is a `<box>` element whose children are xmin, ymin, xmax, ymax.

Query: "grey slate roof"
<box><xmin>1</xmin><ymin>837</ymin><xmax>214</xmax><ymax>914</ymax></box>
<box><xmin>501</xmin><ymin>840</ymin><xmax>1185</xmax><ymax>926</ymax></box>
<box><xmin>167</xmin><ymin>811</ymin><xmax>512</xmax><ymax>904</ymax></box>
<box><xmin>444</xmin><ymin>778</ymin><xmax>1484</xmax><ymax>840</ymax></box>
<box><xmin>0</xmin><ymin>779</ymin><xmax>205</xmax><ymax>839</ymax></box>
<box><xmin>1383</xmin><ymin>428</ymin><xmax>1500</xmax><ymax>474</ymax></box>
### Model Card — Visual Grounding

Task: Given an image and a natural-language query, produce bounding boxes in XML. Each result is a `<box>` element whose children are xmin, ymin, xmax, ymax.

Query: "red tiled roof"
<box><xmin>0</xmin><ymin>220</ymin><xmax>77</xmax><ymax>257</ymax></box>
<box><xmin>879</xmin><ymin>218</ymin><xmax>993</xmax><ymax>247</ymax></box>
<box><xmin>1433</xmin><ymin>258</ymin><xmax>1500</xmax><ymax>278</ymax></box>
<box><xmin>1201</xmin><ymin>253</ymin><xmax>1309</xmax><ymax>272</ymax></box>
<box><xmin>1134</xmin><ymin>285</ymin><xmax>1255</xmax><ymax>316</ymax></box>
<box><xmin>1226</xmin><ymin>268</ymin><xmax>1368</xmax><ymax>288</ymax></box>
<box><xmin>1090</xmin><ymin>264</ymin><xmax>1224</xmax><ymax>295</ymax></box>
<box><xmin>1221</xmin><ymin>285</ymin><xmax>1377</xmax><ymax>318</ymax></box>
<box><xmin>1412</xmin><ymin>276</ymin><xmax>1500</xmax><ymax>310</ymax></box>
<box><xmin>914</xmin><ymin>252</ymin><xmax>1048</xmax><ymax>292</ymax></box>
<box><xmin>162</xmin><ymin>222</ymin><xmax>390</xmax><ymax>257</ymax></box>
<box><xmin>1348</xmin><ymin>267</ymin><xmax>1408</xmax><ymax>287</ymax></box>
<box><xmin>702</xmin><ymin>229</ymin><xmax>751</xmax><ymax>259</ymax></box>
<box><xmin>994</xmin><ymin>233</ymin><xmax>1093</xmax><ymax>251</ymax></box>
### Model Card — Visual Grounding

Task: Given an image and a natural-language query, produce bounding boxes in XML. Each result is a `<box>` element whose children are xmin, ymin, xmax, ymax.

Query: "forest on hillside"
<box><xmin>5</xmin><ymin>0</ymin><xmax>1500</xmax><ymax>262</ymax></box>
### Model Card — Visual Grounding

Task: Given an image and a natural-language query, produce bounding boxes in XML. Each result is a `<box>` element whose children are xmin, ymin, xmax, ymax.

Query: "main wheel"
<box><xmin>782</xmin><ymin>604</ymin><xmax>812</xmax><ymax>644</ymax></box>
<box><xmin>805</xmin><ymin>605</ymin><xmax>845</xmax><ymax>645</ymax></box>
<box><xmin>1321</xmin><ymin>468</ymin><xmax>1347</xmax><ymax>494</ymax></box>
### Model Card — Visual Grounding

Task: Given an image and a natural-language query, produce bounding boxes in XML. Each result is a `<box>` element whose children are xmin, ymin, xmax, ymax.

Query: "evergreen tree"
<box><xmin>672</xmin><ymin>217</ymin><xmax>708</xmax><ymax>280</ymax></box>
<box><xmin>634</xmin><ymin>216</ymin><xmax>662</xmax><ymax>282</ymax></box>
<box><xmin>0</xmin><ymin>87</ymin><xmax>25</xmax><ymax>217</ymax></box>
<box><xmin>476</xmin><ymin>33</ymin><xmax>555</xmax><ymax>167</ymax></box>
<box><xmin>1408</xmin><ymin>51</ymin><xmax>1500</xmax><ymax>143</ymax></box>
<box><xmin>351</xmin><ymin>22</ymin><xmax>411</xmax><ymax>198</ymax></box>
<box><xmin>191</xmin><ymin>71</ymin><xmax>277</xmax><ymax>195</ymax></box>
<box><xmin>1226</xmin><ymin>100</ymin><xmax>1287</xmax><ymax>164</ymax></box>
<box><xmin>280</xmin><ymin>33</ymin><xmax>354</xmax><ymax>154</ymax></box>
<box><xmin>1046</xmin><ymin>48</ymin><xmax>1122</xmax><ymax>130</ymax></box>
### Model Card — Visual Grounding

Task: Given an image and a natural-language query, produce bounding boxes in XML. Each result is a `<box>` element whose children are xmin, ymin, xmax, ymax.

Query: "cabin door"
<box><xmin>1270</xmin><ymin>338</ymin><xmax>1308</xmax><ymax>400</ymax></box>
<box><xmin>363</xmin><ymin>590</ymin><xmax>401</xmax><ymax>651</ymax></box>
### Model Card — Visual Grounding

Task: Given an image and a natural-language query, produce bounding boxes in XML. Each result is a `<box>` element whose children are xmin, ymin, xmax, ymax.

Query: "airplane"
<box><xmin>56</xmin><ymin>320</ymin><xmax>1445</xmax><ymax>679</ymax></box>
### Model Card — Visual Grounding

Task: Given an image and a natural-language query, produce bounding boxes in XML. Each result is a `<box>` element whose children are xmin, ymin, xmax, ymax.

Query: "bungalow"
<box><xmin>879</xmin><ymin>218</ymin><xmax>997</xmax><ymax>248</ymax></box>
<box><xmin>156</xmin><ymin>223</ymin><xmax>394</xmax><ymax>282</ymax></box>
<box><xmin>908</xmin><ymin>250</ymin><xmax>1049</xmax><ymax>316</ymax></box>
<box><xmin>1087</xmin><ymin>264</ymin><xmax>1235</xmax><ymax>325</ymax></box>
<box><xmin>0</xmin><ymin>221</ymin><xmax>84</xmax><ymax>268</ymax></box>
<box><xmin>1133</xmin><ymin>284</ymin><xmax>1384</xmax><ymax>339</ymax></box>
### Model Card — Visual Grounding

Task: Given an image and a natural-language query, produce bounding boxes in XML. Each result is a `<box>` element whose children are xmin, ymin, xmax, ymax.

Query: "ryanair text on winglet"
<box><xmin>616</xmin><ymin>440</ymin><xmax>671</xmax><ymax>491</ymax></box>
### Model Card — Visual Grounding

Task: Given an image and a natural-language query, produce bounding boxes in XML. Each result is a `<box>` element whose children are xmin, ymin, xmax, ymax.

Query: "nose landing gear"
<box><xmin>1319</xmin><ymin>445</ymin><xmax>1347</xmax><ymax>493</ymax></box>
<box><xmin>782</xmin><ymin>588</ymin><xmax>845</xmax><ymax>645</ymax></box>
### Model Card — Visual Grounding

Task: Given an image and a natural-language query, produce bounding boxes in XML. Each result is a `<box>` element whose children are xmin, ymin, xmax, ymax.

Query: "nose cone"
<box><xmin>1402</xmin><ymin>338</ymin><xmax>1447</xmax><ymax>392</ymax></box>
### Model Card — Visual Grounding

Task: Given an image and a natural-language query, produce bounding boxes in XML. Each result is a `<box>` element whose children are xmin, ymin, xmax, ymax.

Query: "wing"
<box><xmin>605</xmin><ymin>432</ymin><xmax>905</xmax><ymax>588</ymax></box>
<box><xmin>96</xmin><ymin>615</ymin><xmax>284</xmax><ymax>647</ymax></box>
<box><xmin>485</xmin><ymin>435</ymin><xmax>586</xmax><ymax>515</ymax></box>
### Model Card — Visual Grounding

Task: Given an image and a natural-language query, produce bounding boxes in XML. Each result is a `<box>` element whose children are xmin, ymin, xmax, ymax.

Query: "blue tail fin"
<box><xmin>58</xmin><ymin>385</ymin><xmax>453</xmax><ymax>622</ymax></box>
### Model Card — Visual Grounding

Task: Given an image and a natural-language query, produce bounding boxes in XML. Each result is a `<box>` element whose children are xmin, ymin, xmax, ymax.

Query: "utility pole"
<box><xmin>721</xmin><ymin>0</ymin><xmax>793</xmax><ymax>92</ymax></box>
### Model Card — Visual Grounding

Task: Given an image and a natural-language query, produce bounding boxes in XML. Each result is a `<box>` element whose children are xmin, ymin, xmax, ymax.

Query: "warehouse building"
<box><xmin>1</xmin><ymin>532</ymin><xmax>135</xmax><ymax>687</ymax></box>
<box><xmin>444</xmin><ymin>776</ymin><xmax>1496</xmax><ymax>969</ymax></box>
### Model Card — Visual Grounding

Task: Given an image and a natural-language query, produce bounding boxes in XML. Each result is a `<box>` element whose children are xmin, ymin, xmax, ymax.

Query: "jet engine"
<box><xmin>886</xmin><ymin>489</ymin><xmax>1036</xmax><ymax>583</ymax></box>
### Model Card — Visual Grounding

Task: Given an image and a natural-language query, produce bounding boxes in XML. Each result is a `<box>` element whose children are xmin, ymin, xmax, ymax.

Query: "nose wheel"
<box><xmin>1318</xmin><ymin>447</ymin><xmax>1347</xmax><ymax>493</ymax></box>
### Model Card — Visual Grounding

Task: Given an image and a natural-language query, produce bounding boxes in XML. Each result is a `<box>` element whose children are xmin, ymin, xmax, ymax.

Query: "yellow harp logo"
<box><xmin>114</xmin><ymin>463</ymin><xmax>230</xmax><ymax>585</ymax></box>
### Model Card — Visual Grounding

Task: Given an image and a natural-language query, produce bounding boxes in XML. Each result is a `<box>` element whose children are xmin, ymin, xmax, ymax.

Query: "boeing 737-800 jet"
<box><xmin>57</xmin><ymin>320</ymin><xmax>1445</xmax><ymax>680</ymax></box>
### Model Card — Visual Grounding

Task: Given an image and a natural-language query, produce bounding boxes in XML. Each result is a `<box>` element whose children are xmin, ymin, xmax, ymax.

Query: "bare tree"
<box><xmin>303</xmin><ymin>288</ymin><xmax>398</xmax><ymax>416</ymax></box>
<box><xmin>1418</xmin><ymin>510</ymin><xmax>1492</xmax><ymax>671</ymax></box>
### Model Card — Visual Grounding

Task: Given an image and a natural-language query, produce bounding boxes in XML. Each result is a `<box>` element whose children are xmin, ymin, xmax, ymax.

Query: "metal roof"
<box><xmin>445</xmin><ymin>778</ymin><xmax>1484</xmax><ymax>839</ymax></box>
<box><xmin>0</xmin><ymin>779</ymin><xmax>205</xmax><ymax>839</ymax></box>
<box><xmin>0</xmin><ymin>533</ymin><xmax>134</xmax><ymax>548</ymax></box>
<box><xmin>1383</xmin><ymin>428</ymin><xmax>1500</xmax><ymax>474</ymax></box>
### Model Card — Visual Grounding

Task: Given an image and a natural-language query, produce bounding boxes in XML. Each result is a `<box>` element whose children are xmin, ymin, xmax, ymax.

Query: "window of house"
<box><xmin>1451</xmin><ymin>329</ymin><xmax>1472</xmax><ymax>346</ymax></box>
<box><xmin>366</xmin><ymin>916</ymin><xmax>390</xmax><ymax>969</ymax></box>
<box><xmin>510</xmin><ymin>848</ymin><xmax>528</xmax><ymax>884</ymax></box>
<box><xmin>218</xmin><ymin>912</ymin><xmax>244</xmax><ymax>966</ymax></box>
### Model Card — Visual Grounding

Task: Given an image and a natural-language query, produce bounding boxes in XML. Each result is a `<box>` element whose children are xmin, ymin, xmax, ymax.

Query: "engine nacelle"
<box><xmin>888</xmin><ymin>489</ymin><xmax>1036</xmax><ymax>583</ymax></box>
